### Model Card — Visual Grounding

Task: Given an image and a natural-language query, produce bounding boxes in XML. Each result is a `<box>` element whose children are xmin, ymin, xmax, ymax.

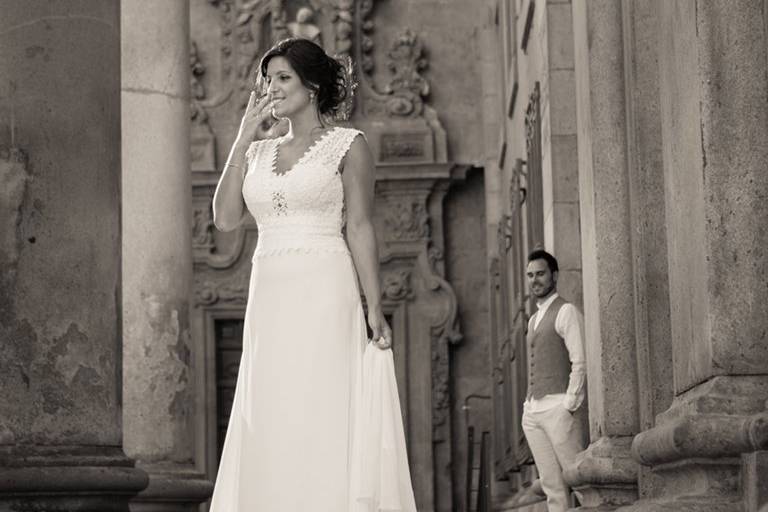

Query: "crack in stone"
<box><xmin>121</xmin><ymin>86</ymin><xmax>187</xmax><ymax>101</ymax></box>
<box><xmin>0</xmin><ymin>15</ymin><xmax>116</xmax><ymax>37</ymax></box>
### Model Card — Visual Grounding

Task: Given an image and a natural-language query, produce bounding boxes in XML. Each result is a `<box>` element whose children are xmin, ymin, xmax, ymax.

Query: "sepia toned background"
<box><xmin>0</xmin><ymin>0</ymin><xmax>767</xmax><ymax>511</ymax></box>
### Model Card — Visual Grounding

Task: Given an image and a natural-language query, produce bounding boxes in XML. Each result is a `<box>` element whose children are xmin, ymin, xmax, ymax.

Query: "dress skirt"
<box><xmin>210</xmin><ymin>247</ymin><xmax>364</xmax><ymax>511</ymax></box>
<box><xmin>209</xmin><ymin>242</ymin><xmax>417</xmax><ymax>512</ymax></box>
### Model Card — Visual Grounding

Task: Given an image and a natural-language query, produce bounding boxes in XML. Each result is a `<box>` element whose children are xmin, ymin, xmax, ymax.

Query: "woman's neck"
<box><xmin>287</xmin><ymin>106</ymin><xmax>326</xmax><ymax>140</ymax></box>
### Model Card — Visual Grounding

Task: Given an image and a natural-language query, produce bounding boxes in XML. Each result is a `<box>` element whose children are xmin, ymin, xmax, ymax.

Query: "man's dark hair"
<box><xmin>527</xmin><ymin>249</ymin><xmax>559</xmax><ymax>273</ymax></box>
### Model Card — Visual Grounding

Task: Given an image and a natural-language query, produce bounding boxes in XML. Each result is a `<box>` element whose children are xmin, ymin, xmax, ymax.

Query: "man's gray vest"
<box><xmin>526</xmin><ymin>296</ymin><xmax>571</xmax><ymax>400</ymax></box>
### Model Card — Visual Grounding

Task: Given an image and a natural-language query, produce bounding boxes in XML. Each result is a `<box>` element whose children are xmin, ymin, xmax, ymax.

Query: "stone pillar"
<box><xmin>624</xmin><ymin>1</ymin><xmax>768</xmax><ymax>510</ymax></box>
<box><xmin>121</xmin><ymin>1</ymin><xmax>213</xmax><ymax>509</ymax></box>
<box><xmin>618</xmin><ymin>0</ymin><xmax>673</xmax><ymax>502</ymax></box>
<box><xmin>0</xmin><ymin>1</ymin><xmax>148</xmax><ymax>510</ymax></box>
<box><xmin>563</xmin><ymin>0</ymin><xmax>640</xmax><ymax>508</ymax></box>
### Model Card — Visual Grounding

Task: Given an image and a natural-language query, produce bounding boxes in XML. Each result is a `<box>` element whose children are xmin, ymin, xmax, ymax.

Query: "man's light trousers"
<box><xmin>522</xmin><ymin>400</ymin><xmax>586</xmax><ymax>512</ymax></box>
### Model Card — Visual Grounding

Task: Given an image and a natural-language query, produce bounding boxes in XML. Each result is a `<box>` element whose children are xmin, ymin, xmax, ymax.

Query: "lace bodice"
<box><xmin>242</xmin><ymin>126</ymin><xmax>363</xmax><ymax>257</ymax></box>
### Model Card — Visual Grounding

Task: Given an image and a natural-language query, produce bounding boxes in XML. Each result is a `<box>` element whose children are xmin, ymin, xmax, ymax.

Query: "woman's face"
<box><xmin>265</xmin><ymin>56</ymin><xmax>313</xmax><ymax>118</ymax></box>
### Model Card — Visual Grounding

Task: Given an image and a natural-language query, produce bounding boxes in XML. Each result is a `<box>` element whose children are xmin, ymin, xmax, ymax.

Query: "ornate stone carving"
<box><xmin>382</xmin><ymin>269</ymin><xmax>412</xmax><ymax>301</ymax></box>
<box><xmin>525</xmin><ymin>83</ymin><xmax>540</xmax><ymax>160</ymax></box>
<box><xmin>381</xmin><ymin>196</ymin><xmax>430</xmax><ymax>241</ymax></box>
<box><xmin>268</xmin><ymin>0</ymin><xmax>290</xmax><ymax>42</ymax></box>
<box><xmin>287</xmin><ymin>6</ymin><xmax>321</xmax><ymax>44</ymax></box>
<box><xmin>355</xmin><ymin>26</ymin><xmax>434</xmax><ymax>120</ymax></box>
<box><xmin>207</xmin><ymin>0</ymin><xmax>361</xmax><ymax>113</ymax></box>
<box><xmin>334</xmin><ymin>0</ymin><xmax>354</xmax><ymax>59</ymax></box>
<box><xmin>194</xmin><ymin>268</ymin><xmax>250</xmax><ymax>306</ymax></box>
<box><xmin>192</xmin><ymin>206</ymin><xmax>216</xmax><ymax>256</ymax></box>
<box><xmin>357</xmin><ymin>0</ymin><xmax>376</xmax><ymax>75</ymax></box>
<box><xmin>383</xmin><ymin>29</ymin><xmax>429</xmax><ymax>118</ymax></box>
<box><xmin>417</xmin><ymin>245</ymin><xmax>462</xmax><ymax>438</ymax></box>
<box><xmin>190</xmin><ymin>39</ymin><xmax>217</xmax><ymax>173</ymax></box>
<box><xmin>208</xmin><ymin>0</ymin><xmax>272</xmax><ymax>106</ymax></box>
<box><xmin>208</xmin><ymin>0</ymin><xmax>237</xmax><ymax>77</ymax></box>
<box><xmin>190</xmin><ymin>40</ymin><xmax>208</xmax><ymax>125</ymax></box>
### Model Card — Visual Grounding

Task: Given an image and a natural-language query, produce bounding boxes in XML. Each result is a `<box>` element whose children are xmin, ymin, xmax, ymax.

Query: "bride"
<box><xmin>208</xmin><ymin>37</ymin><xmax>418</xmax><ymax>511</ymax></box>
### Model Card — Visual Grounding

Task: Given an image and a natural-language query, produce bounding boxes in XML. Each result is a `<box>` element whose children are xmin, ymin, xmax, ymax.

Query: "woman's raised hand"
<box><xmin>235</xmin><ymin>91</ymin><xmax>289</xmax><ymax>144</ymax></box>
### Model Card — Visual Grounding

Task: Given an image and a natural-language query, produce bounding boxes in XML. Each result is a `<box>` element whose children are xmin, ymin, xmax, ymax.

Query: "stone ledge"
<box><xmin>0</xmin><ymin>445</ymin><xmax>148</xmax><ymax>495</ymax></box>
<box><xmin>631</xmin><ymin>377</ymin><xmax>768</xmax><ymax>468</ymax></box>
<box><xmin>131</xmin><ymin>464</ymin><xmax>213</xmax><ymax>507</ymax></box>
<box><xmin>0</xmin><ymin>465</ymin><xmax>148</xmax><ymax>493</ymax></box>
<box><xmin>632</xmin><ymin>412</ymin><xmax>768</xmax><ymax>465</ymax></box>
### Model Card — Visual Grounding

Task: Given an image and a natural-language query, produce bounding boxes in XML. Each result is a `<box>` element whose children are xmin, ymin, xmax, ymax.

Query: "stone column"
<box><xmin>0</xmin><ymin>1</ymin><xmax>148</xmax><ymax>510</ymax></box>
<box><xmin>618</xmin><ymin>0</ymin><xmax>673</xmax><ymax>502</ymax></box>
<box><xmin>121</xmin><ymin>1</ymin><xmax>213</xmax><ymax>509</ymax></box>
<box><xmin>624</xmin><ymin>1</ymin><xmax>768</xmax><ymax>510</ymax></box>
<box><xmin>563</xmin><ymin>0</ymin><xmax>640</xmax><ymax>508</ymax></box>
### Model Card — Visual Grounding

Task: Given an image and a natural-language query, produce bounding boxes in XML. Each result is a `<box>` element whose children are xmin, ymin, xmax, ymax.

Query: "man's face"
<box><xmin>526</xmin><ymin>259</ymin><xmax>557</xmax><ymax>299</ymax></box>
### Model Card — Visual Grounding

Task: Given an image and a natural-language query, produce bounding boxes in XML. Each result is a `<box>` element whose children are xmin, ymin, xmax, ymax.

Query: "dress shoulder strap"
<box><xmin>318</xmin><ymin>127</ymin><xmax>365</xmax><ymax>171</ymax></box>
<box><xmin>245</xmin><ymin>137</ymin><xmax>281</xmax><ymax>175</ymax></box>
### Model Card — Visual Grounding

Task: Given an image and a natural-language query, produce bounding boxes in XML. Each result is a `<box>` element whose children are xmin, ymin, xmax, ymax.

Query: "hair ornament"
<box><xmin>333</xmin><ymin>54</ymin><xmax>358</xmax><ymax>121</ymax></box>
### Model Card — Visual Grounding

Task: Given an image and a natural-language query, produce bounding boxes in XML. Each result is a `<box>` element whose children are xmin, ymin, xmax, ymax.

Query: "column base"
<box><xmin>130</xmin><ymin>463</ymin><xmax>213</xmax><ymax>512</ymax></box>
<box><xmin>563</xmin><ymin>436</ymin><xmax>638</xmax><ymax>510</ymax></box>
<box><xmin>0</xmin><ymin>445</ymin><xmax>148</xmax><ymax>512</ymax></box>
<box><xmin>629</xmin><ymin>376</ymin><xmax>768</xmax><ymax>508</ymax></box>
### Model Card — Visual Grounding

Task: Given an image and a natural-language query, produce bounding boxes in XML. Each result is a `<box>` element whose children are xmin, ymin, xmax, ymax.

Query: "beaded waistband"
<box><xmin>253</xmin><ymin>229</ymin><xmax>348</xmax><ymax>258</ymax></box>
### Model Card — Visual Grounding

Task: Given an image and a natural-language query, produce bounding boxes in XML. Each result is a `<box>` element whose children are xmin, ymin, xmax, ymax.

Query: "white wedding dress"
<box><xmin>209</xmin><ymin>126</ymin><xmax>417</xmax><ymax>512</ymax></box>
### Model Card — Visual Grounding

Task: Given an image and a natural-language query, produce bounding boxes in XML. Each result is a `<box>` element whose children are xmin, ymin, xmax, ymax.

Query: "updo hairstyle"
<box><xmin>260</xmin><ymin>38</ymin><xmax>347</xmax><ymax>118</ymax></box>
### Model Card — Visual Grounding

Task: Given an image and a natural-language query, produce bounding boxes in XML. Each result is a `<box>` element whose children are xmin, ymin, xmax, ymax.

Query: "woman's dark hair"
<box><xmin>259</xmin><ymin>38</ymin><xmax>347</xmax><ymax>118</ymax></box>
<box><xmin>527</xmin><ymin>249</ymin><xmax>559</xmax><ymax>273</ymax></box>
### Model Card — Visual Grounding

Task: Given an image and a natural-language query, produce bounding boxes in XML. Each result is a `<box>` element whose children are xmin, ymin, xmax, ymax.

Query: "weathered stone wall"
<box><xmin>624</xmin><ymin>2</ymin><xmax>768</xmax><ymax>510</ymax></box>
<box><xmin>0</xmin><ymin>2</ymin><xmax>124</xmax><ymax>447</ymax></box>
<box><xmin>658</xmin><ymin>0</ymin><xmax>768</xmax><ymax>394</ymax></box>
<box><xmin>0</xmin><ymin>1</ymin><xmax>147</xmax><ymax>508</ymax></box>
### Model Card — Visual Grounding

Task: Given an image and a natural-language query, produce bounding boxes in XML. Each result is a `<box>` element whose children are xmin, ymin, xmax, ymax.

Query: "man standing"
<box><xmin>522</xmin><ymin>249</ymin><xmax>586</xmax><ymax>511</ymax></box>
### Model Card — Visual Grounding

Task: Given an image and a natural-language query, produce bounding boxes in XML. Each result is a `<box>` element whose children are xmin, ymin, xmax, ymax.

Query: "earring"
<box><xmin>309</xmin><ymin>92</ymin><xmax>315</xmax><ymax>101</ymax></box>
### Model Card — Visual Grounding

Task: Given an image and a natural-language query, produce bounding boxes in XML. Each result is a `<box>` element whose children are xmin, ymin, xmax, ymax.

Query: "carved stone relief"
<box><xmin>192</xmin><ymin>206</ymin><xmax>216</xmax><ymax>258</ymax></box>
<box><xmin>381</xmin><ymin>195</ymin><xmax>430</xmax><ymax>242</ymax></box>
<box><xmin>382</xmin><ymin>269</ymin><xmax>413</xmax><ymax>302</ymax></box>
<box><xmin>384</xmin><ymin>29</ymin><xmax>429</xmax><ymax>117</ymax></box>
<box><xmin>418</xmin><ymin>245</ymin><xmax>462</xmax><ymax>438</ymax></box>
<box><xmin>190</xmin><ymin>40</ymin><xmax>216</xmax><ymax>172</ymax></box>
<box><xmin>355</xmin><ymin>0</ymin><xmax>374</xmax><ymax>76</ymax></box>
<box><xmin>194</xmin><ymin>263</ymin><xmax>252</xmax><ymax>307</ymax></box>
<box><xmin>206</xmin><ymin>0</ymin><xmax>351</xmax><ymax>109</ymax></box>
<box><xmin>356</xmin><ymin>27</ymin><xmax>432</xmax><ymax>119</ymax></box>
<box><xmin>351</xmin><ymin>23</ymin><xmax>448</xmax><ymax>164</ymax></box>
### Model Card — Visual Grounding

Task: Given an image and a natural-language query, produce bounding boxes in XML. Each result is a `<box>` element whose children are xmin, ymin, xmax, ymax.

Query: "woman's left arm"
<box><xmin>342</xmin><ymin>134</ymin><xmax>392</xmax><ymax>349</ymax></box>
